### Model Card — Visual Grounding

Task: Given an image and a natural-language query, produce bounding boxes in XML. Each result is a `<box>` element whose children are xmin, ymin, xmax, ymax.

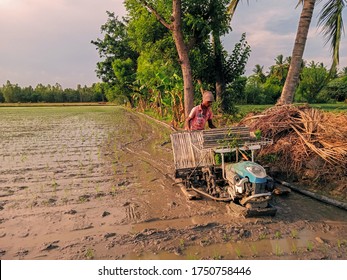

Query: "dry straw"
<box><xmin>240</xmin><ymin>105</ymin><xmax>347</xmax><ymax>177</ymax></box>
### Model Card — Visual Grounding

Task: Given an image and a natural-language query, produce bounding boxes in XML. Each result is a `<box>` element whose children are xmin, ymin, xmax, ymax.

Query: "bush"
<box><xmin>318</xmin><ymin>76</ymin><xmax>347</xmax><ymax>102</ymax></box>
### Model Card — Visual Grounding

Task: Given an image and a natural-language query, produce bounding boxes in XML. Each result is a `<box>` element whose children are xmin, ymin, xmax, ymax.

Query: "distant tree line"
<box><xmin>0</xmin><ymin>81</ymin><xmax>106</xmax><ymax>103</ymax></box>
<box><xmin>1</xmin><ymin>57</ymin><xmax>346</xmax><ymax>107</ymax></box>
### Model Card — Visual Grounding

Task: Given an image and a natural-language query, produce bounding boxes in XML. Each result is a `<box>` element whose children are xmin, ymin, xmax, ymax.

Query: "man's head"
<box><xmin>202</xmin><ymin>91</ymin><xmax>214</xmax><ymax>107</ymax></box>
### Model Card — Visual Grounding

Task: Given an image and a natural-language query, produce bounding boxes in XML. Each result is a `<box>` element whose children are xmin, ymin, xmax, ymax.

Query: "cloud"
<box><xmin>0</xmin><ymin>0</ymin><xmax>126</xmax><ymax>88</ymax></box>
<box><xmin>1</xmin><ymin>0</ymin><xmax>346</xmax><ymax>88</ymax></box>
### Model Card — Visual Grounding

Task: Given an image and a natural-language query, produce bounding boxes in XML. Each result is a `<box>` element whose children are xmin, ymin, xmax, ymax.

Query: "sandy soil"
<box><xmin>0</xmin><ymin>106</ymin><xmax>346</xmax><ymax>260</ymax></box>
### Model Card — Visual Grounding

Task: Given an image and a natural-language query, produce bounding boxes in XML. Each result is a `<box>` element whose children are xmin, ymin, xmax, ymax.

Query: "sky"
<box><xmin>0</xmin><ymin>0</ymin><xmax>346</xmax><ymax>89</ymax></box>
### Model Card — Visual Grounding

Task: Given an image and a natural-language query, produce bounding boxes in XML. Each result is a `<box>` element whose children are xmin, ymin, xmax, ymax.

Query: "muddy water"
<box><xmin>0</xmin><ymin>106</ymin><xmax>346</xmax><ymax>260</ymax></box>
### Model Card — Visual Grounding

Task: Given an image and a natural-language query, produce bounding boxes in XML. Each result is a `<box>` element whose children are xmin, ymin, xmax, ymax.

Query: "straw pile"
<box><xmin>240</xmin><ymin>105</ymin><xmax>347</xmax><ymax>180</ymax></box>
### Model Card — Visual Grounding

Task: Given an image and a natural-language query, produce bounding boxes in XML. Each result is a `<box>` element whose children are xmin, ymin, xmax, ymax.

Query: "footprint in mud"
<box><xmin>123</xmin><ymin>202</ymin><xmax>141</xmax><ymax>222</ymax></box>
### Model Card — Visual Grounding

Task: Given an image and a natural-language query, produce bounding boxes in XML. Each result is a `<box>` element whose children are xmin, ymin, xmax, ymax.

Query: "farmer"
<box><xmin>185</xmin><ymin>90</ymin><xmax>216</xmax><ymax>131</ymax></box>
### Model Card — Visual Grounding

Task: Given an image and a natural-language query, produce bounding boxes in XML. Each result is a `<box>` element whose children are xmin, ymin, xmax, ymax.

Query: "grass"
<box><xmin>310</xmin><ymin>102</ymin><xmax>347</xmax><ymax>112</ymax></box>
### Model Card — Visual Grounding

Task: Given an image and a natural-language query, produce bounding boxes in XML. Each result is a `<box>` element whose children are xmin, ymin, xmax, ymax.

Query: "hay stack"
<box><xmin>240</xmin><ymin>105</ymin><xmax>347</xmax><ymax>179</ymax></box>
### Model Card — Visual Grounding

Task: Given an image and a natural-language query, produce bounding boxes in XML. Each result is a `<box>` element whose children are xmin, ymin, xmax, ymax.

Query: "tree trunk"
<box><xmin>277</xmin><ymin>0</ymin><xmax>316</xmax><ymax>105</ymax></box>
<box><xmin>172</xmin><ymin>0</ymin><xmax>194</xmax><ymax>118</ymax></box>
<box><xmin>138</xmin><ymin>0</ymin><xmax>195</xmax><ymax>118</ymax></box>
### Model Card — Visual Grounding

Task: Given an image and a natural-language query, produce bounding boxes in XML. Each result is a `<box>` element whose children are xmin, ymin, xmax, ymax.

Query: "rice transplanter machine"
<box><xmin>170</xmin><ymin>126</ymin><xmax>277</xmax><ymax>217</ymax></box>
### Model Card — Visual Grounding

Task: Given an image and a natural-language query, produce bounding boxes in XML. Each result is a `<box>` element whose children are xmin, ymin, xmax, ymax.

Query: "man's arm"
<box><xmin>185</xmin><ymin>107</ymin><xmax>196</xmax><ymax>130</ymax></box>
<box><xmin>185</xmin><ymin>116</ymin><xmax>193</xmax><ymax>130</ymax></box>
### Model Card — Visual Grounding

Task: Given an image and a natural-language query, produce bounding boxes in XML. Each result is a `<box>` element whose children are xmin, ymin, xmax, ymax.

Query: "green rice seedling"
<box><xmin>21</xmin><ymin>153</ymin><xmax>27</xmax><ymax>162</ymax></box>
<box><xmin>337</xmin><ymin>239</ymin><xmax>346</xmax><ymax>249</ymax></box>
<box><xmin>235</xmin><ymin>247</ymin><xmax>243</xmax><ymax>259</ymax></box>
<box><xmin>186</xmin><ymin>254</ymin><xmax>199</xmax><ymax>260</ymax></box>
<box><xmin>222</xmin><ymin>233</ymin><xmax>230</xmax><ymax>242</ymax></box>
<box><xmin>259</xmin><ymin>232</ymin><xmax>267</xmax><ymax>240</ymax></box>
<box><xmin>40</xmin><ymin>184</ymin><xmax>45</xmax><ymax>194</ymax></box>
<box><xmin>111</xmin><ymin>185</ymin><xmax>117</xmax><ymax>196</ymax></box>
<box><xmin>52</xmin><ymin>179</ymin><xmax>58</xmax><ymax>193</ymax></box>
<box><xmin>95</xmin><ymin>184</ymin><xmax>100</xmax><ymax>195</ymax></box>
<box><xmin>78</xmin><ymin>195</ymin><xmax>88</xmax><ymax>203</ymax></box>
<box><xmin>179</xmin><ymin>239</ymin><xmax>185</xmax><ymax>250</ymax></box>
<box><xmin>212</xmin><ymin>251</ymin><xmax>222</xmax><ymax>260</ymax></box>
<box><xmin>275</xmin><ymin>243</ymin><xmax>283</xmax><ymax>256</ymax></box>
<box><xmin>88</xmin><ymin>164</ymin><xmax>94</xmax><ymax>173</ymax></box>
<box><xmin>307</xmin><ymin>241</ymin><xmax>314</xmax><ymax>252</ymax></box>
<box><xmin>85</xmin><ymin>248</ymin><xmax>94</xmax><ymax>260</ymax></box>
<box><xmin>290</xmin><ymin>229</ymin><xmax>298</xmax><ymax>239</ymax></box>
<box><xmin>250</xmin><ymin>244</ymin><xmax>258</xmax><ymax>257</ymax></box>
<box><xmin>274</xmin><ymin>231</ymin><xmax>282</xmax><ymax>239</ymax></box>
<box><xmin>291</xmin><ymin>242</ymin><xmax>298</xmax><ymax>254</ymax></box>
<box><xmin>62</xmin><ymin>197</ymin><xmax>68</xmax><ymax>204</ymax></box>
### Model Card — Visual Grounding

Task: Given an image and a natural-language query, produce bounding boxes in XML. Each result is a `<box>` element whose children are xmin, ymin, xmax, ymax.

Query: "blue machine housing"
<box><xmin>231</xmin><ymin>161</ymin><xmax>268</xmax><ymax>184</ymax></box>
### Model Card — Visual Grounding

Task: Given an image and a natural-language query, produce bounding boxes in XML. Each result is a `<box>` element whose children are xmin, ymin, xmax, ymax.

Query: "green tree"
<box><xmin>91</xmin><ymin>11</ymin><xmax>139</xmax><ymax>85</ymax></box>
<box><xmin>91</xmin><ymin>83</ymin><xmax>106</xmax><ymax>102</ymax></box>
<box><xmin>221</xmin><ymin>33</ymin><xmax>250</xmax><ymax>112</ymax></box>
<box><xmin>134</xmin><ymin>0</ymin><xmax>195</xmax><ymax>117</ymax></box>
<box><xmin>2</xmin><ymin>81</ymin><xmax>22</xmax><ymax>103</ymax></box>
<box><xmin>295</xmin><ymin>61</ymin><xmax>329</xmax><ymax>103</ymax></box>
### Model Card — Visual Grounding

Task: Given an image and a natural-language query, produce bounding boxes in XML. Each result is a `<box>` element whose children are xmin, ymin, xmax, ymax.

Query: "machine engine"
<box><xmin>225</xmin><ymin>161</ymin><xmax>274</xmax><ymax>209</ymax></box>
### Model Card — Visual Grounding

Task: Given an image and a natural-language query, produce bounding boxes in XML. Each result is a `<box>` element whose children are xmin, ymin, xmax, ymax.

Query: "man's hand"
<box><xmin>208</xmin><ymin>119</ymin><xmax>216</xmax><ymax>129</ymax></box>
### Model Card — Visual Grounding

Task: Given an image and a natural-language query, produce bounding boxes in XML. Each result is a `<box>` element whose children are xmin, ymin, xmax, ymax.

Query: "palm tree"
<box><xmin>277</xmin><ymin>0</ymin><xmax>316</xmax><ymax>105</ymax></box>
<box><xmin>252</xmin><ymin>64</ymin><xmax>267</xmax><ymax>83</ymax></box>
<box><xmin>269</xmin><ymin>54</ymin><xmax>290</xmax><ymax>85</ymax></box>
<box><xmin>318</xmin><ymin>0</ymin><xmax>346</xmax><ymax>77</ymax></box>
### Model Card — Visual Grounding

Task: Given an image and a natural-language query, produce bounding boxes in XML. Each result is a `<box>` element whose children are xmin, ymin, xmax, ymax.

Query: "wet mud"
<box><xmin>0</xmin><ymin>106</ymin><xmax>346</xmax><ymax>260</ymax></box>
